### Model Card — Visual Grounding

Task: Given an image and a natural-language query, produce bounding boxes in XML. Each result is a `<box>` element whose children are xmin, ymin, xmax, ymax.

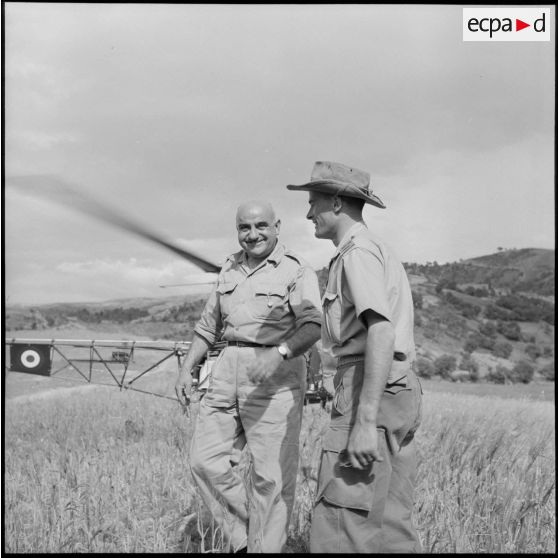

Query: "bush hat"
<box><xmin>286</xmin><ymin>161</ymin><xmax>385</xmax><ymax>209</ymax></box>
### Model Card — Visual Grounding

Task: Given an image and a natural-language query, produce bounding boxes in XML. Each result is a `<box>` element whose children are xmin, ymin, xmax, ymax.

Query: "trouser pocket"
<box><xmin>315</xmin><ymin>427</ymin><xmax>391</xmax><ymax>512</ymax></box>
<box><xmin>378</xmin><ymin>368</ymin><xmax>422</xmax><ymax>452</ymax></box>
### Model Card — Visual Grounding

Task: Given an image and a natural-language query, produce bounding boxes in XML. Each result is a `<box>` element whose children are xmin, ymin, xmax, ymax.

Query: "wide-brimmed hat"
<box><xmin>286</xmin><ymin>161</ymin><xmax>385</xmax><ymax>209</ymax></box>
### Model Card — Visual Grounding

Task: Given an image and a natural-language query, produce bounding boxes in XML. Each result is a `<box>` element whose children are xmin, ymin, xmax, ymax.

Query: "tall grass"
<box><xmin>3</xmin><ymin>386</ymin><xmax>555</xmax><ymax>553</ymax></box>
<box><xmin>414</xmin><ymin>393</ymin><xmax>555</xmax><ymax>553</ymax></box>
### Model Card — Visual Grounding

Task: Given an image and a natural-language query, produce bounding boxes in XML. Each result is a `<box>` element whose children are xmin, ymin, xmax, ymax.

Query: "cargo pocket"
<box><xmin>384</xmin><ymin>360</ymin><xmax>411</xmax><ymax>394</ymax></box>
<box><xmin>378</xmin><ymin>367</ymin><xmax>422</xmax><ymax>452</ymax></box>
<box><xmin>314</xmin><ymin>427</ymin><xmax>391</xmax><ymax>513</ymax></box>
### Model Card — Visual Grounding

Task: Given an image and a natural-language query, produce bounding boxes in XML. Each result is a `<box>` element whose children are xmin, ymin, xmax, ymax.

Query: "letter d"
<box><xmin>534</xmin><ymin>13</ymin><xmax>546</xmax><ymax>32</ymax></box>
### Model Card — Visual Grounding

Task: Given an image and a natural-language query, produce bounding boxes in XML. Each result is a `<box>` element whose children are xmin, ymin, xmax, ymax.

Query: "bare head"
<box><xmin>236</xmin><ymin>201</ymin><xmax>281</xmax><ymax>263</ymax></box>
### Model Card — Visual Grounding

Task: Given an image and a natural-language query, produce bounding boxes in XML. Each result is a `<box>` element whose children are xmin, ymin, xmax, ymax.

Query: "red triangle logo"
<box><xmin>516</xmin><ymin>19</ymin><xmax>530</xmax><ymax>31</ymax></box>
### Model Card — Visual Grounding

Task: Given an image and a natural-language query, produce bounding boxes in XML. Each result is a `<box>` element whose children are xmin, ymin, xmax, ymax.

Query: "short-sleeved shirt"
<box><xmin>322</xmin><ymin>222</ymin><xmax>415</xmax><ymax>361</ymax></box>
<box><xmin>194</xmin><ymin>242</ymin><xmax>322</xmax><ymax>346</ymax></box>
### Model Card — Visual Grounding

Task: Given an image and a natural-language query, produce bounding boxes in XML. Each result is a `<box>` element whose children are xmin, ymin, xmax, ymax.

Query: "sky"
<box><xmin>2</xmin><ymin>3</ymin><xmax>555</xmax><ymax>305</ymax></box>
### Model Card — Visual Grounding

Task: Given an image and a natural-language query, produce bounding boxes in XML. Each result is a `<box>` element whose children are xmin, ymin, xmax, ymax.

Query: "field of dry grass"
<box><xmin>3</xmin><ymin>370</ymin><xmax>555</xmax><ymax>553</ymax></box>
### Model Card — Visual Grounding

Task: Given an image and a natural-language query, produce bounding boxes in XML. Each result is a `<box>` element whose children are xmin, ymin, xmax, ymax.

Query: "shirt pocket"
<box><xmin>216</xmin><ymin>282</ymin><xmax>238</xmax><ymax>318</ymax></box>
<box><xmin>322</xmin><ymin>291</ymin><xmax>342</xmax><ymax>344</ymax></box>
<box><xmin>250</xmin><ymin>282</ymin><xmax>289</xmax><ymax>322</ymax></box>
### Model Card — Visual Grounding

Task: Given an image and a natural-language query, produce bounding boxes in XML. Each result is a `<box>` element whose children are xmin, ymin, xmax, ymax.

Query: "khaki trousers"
<box><xmin>310</xmin><ymin>360</ymin><xmax>422</xmax><ymax>553</ymax></box>
<box><xmin>189</xmin><ymin>346</ymin><xmax>306</xmax><ymax>553</ymax></box>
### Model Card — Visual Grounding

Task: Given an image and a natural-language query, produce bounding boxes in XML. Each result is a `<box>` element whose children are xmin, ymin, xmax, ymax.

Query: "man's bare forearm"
<box><xmin>284</xmin><ymin>322</ymin><xmax>321</xmax><ymax>358</ymax></box>
<box><xmin>180</xmin><ymin>332</ymin><xmax>212</xmax><ymax>372</ymax></box>
<box><xmin>355</xmin><ymin>315</ymin><xmax>395</xmax><ymax>426</ymax></box>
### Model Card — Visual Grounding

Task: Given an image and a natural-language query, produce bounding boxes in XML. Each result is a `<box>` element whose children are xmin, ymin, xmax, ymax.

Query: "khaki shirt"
<box><xmin>195</xmin><ymin>242</ymin><xmax>322</xmax><ymax>346</ymax></box>
<box><xmin>322</xmin><ymin>222</ymin><xmax>415</xmax><ymax>361</ymax></box>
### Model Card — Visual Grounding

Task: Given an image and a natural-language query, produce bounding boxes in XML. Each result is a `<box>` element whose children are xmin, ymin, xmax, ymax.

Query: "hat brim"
<box><xmin>286</xmin><ymin>180</ymin><xmax>386</xmax><ymax>209</ymax></box>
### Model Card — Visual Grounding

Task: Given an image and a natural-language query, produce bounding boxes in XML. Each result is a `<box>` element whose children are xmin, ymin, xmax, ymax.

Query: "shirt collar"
<box><xmin>331</xmin><ymin>222</ymin><xmax>367</xmax><ymax>262</ymax></box>
<box><xmin>230</xmin><ymin>241</ymin><xmax>285</xmax><ymax>268</ymax></box>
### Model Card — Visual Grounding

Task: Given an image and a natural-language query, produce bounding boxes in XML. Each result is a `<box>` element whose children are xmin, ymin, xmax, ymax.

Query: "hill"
<box><xmin>4</xmin><ymin>248</ymin><xmax>554</xmax><ymax>385</ymax></box>
<box><xmin>404</xmin><ymin>247</ymin><xmax>554</xmax><ymax>297</ymax></box>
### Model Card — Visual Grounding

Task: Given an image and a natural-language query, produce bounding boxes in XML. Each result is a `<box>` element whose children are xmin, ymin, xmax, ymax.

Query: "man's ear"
<box><xmin>332</xmin><ymin>195</ymin><xmax>343</xmax><ymax>214</ymax></box>
<box><xmin>275</xmin><ymin>219</ymin><xmax>281</xmax><ymax>233</ymax></box>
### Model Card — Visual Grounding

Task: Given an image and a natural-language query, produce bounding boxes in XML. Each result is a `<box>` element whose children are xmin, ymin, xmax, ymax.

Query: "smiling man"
<box><xmin>287</xmin><ymin>162</ymin><xmax>423</xmax><ymax>553</ymax></box>
<box><xmin>175</xmin><ymin>200</ymin><xmax>322</xmax><ymax>553</ymax></box>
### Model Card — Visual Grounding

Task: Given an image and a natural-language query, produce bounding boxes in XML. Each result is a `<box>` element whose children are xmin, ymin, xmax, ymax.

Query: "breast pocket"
<box><xmin>216</xmin><ymin>282</ymin><xmax>238</xmax><ymax>318</ymax></box>
<box><xmin>251</xmin><ymin>283</ymin><xmax>289</xmax><ymax>322</ymax></box>
<box><xmin>322</xmin><ymin>291</ymin><xmax>342</xmax><ymax>344</ymax></box>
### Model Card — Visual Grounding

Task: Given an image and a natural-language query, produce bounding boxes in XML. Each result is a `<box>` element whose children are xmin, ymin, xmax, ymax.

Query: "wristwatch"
<box><xmin>276</xmin><ymin>343</ymin><xmax>290</xmax><ymax>360</ymax></box>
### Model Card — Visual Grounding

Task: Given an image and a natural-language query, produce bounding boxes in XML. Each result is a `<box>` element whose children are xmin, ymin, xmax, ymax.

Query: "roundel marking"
<box><xmin>20</xmin><ymin>349</ymin><xmax>42</xmax><ymax>369</ymax></box>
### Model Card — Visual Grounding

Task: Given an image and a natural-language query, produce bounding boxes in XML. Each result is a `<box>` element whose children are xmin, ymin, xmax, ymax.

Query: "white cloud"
<box><xmin>3</xmin><ymin>4</ymin><xmax>554</xmax><ymax>304</ymax></box>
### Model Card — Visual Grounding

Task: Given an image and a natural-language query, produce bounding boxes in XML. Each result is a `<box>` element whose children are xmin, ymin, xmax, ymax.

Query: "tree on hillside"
<box><xmin>492</xmin><ymin>341</ymin><xmax>513</xmax><ymax>359</ymax></box>
<box><xmin>435</xmin><ymin>278</ymin><xmax>457</xmax><ymax>294</ymax></box>
<box><xmin>459</xmin><ymin>353</ymin><xmax>479</xmax><ymax>382</ymax></box>
<box><xmin>494</xmin><ymin>294</ymin><xmax>554</xmax><ymax>325</ymax></box>
<box><xmin>509</xmin><ymin>361</ymin><xmax>535</xmax><ymax>384</ymax></box>
<box><xmin>497</xmin><ymin>320</ymin><xmax>522</xmax><ymax>341</ymax></box>
<box><xmin>478</xmin><ymin>320</ymin><xmax>497</xmax><ymax>338</ymax></box>
<box><xmin>539</xmin><ymin>361</ymin><xmax>554</xmax><ymax>381</ymax></box>
<box><xmin>487</xmin><ymin>365</ymin><xmax>509</xmax><ymax>384</ymax></box>
<box><xmin>415</xmin><ymin>357</ymin><xmax>435</xmax><ymax>379</ymax></box>
<box><xmin>525</xmin><ymin>344</ymin><xmax>542</xmax><ymax>361</ymax></box>
<box><xmin>434</xmin><ymin>354</ymin><xmax>457</xmax><ymax>379</ymax></box>
<box><xmin>463</xmin><ymin>333</ymin><xmax>480</xmax><ymax>353</ymax></box>
<box><xmin>444</xmin><ymin>292</ymin><xmax>481</xmax><ymax>319</ymax></box>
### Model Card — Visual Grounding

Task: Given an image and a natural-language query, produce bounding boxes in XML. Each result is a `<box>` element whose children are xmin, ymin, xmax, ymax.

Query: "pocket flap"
<box><xmin>321</xmin><ymin>427</ymin><xmax>350</xmax><ymax>453</ymax></box>
<box><xmin>216</xmin><ymin>282</ymin><xmax>238</xmax><ymax>295</ymax></box>
<box><xmin>386</xmin><ymin>360</ymin><xmax>410</xmax><ymax>386</ymax></box>
<box><xmin>315</xmin><ymin>428</ymin><xmax>389</xmax><ymax>512</ymax></box>
<box><xmin>254</xmin><ymin>283</ymin><xmax>287</xmax><ymax>297</ymax></box>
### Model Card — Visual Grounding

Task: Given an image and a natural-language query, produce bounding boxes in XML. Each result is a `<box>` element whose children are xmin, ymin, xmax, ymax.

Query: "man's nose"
<box><xmin>247</xmin><ymin>226</ymin><xmax>259</xmax><ymax>239</ymax></box>
<box><xmin>306</xmin><ymin>208</ymin><xmax>313</xmax><ymax>220</ymax></box>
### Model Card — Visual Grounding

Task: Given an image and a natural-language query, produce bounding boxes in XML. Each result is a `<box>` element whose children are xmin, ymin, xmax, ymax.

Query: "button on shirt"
<box><xmin>195</xmin><ymin>242</ymin><xmax>322</xmax><ymax>346</ymax></box>
<box><xmin>322</xmin><ymin>223</ymin><xmax>415</xmax><ymax>360</ymax></box>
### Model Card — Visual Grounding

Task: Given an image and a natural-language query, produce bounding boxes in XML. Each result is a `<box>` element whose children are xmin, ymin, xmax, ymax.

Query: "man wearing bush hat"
<box><xmin>287</xmin><ymin>161</ymin><xmax>423</xmax><ymax>553</ymax></box>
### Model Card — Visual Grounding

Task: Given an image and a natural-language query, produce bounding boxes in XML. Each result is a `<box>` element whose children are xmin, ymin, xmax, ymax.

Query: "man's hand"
<box><xmin>175</xmin><ymin>368</ymin><xmax>194</xmax><ymax>407</ymax></box>
<box><xmin>245</xmin><ymin>347</ymin><xmax>283</xmax><ymax>383</ymax></box>
<box><xmin>345</xmin><ymin>423</ymin><xmax>384</xmax><ymax>469</ymax></box>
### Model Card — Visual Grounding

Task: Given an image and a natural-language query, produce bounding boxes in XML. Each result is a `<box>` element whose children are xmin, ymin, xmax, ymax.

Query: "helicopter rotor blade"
<box><xmin>7</xmin><ymin>174</ymin><xmax>222</xmax><ymax>274</ymax></box>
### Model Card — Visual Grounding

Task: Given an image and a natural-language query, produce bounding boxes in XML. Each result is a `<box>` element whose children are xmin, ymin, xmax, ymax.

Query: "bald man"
<box><xmin>176</xmin><ymin>201</ymin><xmax>322</xmax><ymax>553</ymax></box>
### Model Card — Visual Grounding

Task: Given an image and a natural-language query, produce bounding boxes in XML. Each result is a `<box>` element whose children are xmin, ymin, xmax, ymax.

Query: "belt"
<box><xmin>337</xmin><ymin>352</ymin><xmax>408</xmax><ymax>367</ymax></box>
<box><xmin>338</xmin><ymin>354</ymin><xmax>365</xmax><ymax>366</ymax></box>
<box><xmin>226</xmin><ymin>341</ymin><xmax>274</xmax><ymax>348</ymax></box>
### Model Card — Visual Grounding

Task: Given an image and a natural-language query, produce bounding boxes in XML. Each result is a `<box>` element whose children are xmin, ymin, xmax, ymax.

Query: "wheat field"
<box><xmin>3</xmin><ymin>378</ymin><xmax>555</xmax><ymax>553</ymax></box>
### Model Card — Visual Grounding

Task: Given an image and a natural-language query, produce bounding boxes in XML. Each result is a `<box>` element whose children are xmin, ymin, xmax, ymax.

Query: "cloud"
<box><xmin>4</xmin><ymin>4</ymin><xmax>554</xmax><ymax>304</ymax></box>
<box><xmin>9</xmin><ymin>130</ymin><xmax>79</xmax><ymax>151</ymax></box>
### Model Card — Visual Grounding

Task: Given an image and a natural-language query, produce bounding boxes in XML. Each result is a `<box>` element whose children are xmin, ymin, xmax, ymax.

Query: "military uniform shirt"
<box><xmin>195</xmin><ymin>242</ymin><xmax>322</xmax><ymax>346</ymax></box>
<box><xmin>322</xmin><ymin>222</ymin><xmax>415</xmax><ymax>360</ymax></box>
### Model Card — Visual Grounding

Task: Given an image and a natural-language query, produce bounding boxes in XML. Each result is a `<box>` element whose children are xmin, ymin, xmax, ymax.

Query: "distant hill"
<box><xmin>404</xmin><ymin>248</ymin><xmax>554</xmax><ymax>297</ymax></box>
<box><xmin>4</xmin><ymin>248</ymin><xmax>554</xmax><ymax>385</ymax></box>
